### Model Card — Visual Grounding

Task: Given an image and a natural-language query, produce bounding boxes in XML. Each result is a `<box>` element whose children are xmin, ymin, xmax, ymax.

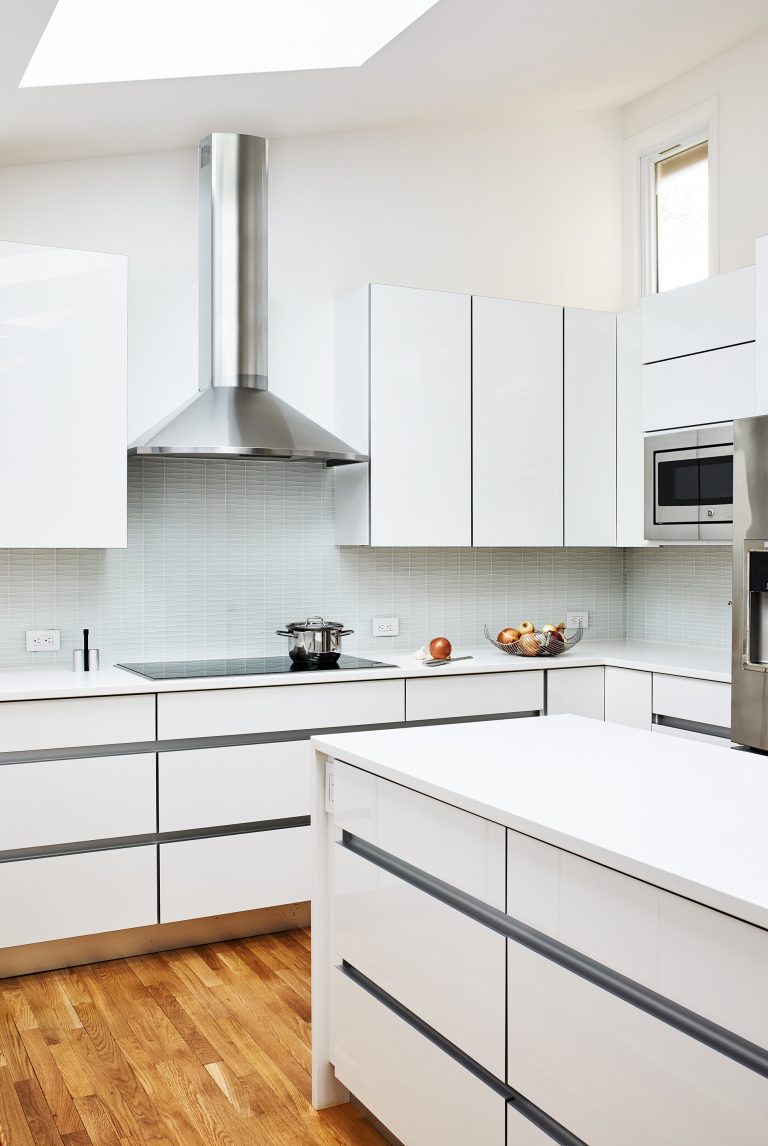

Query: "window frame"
<box><xmin>623</xmin><ymin>99</ymin><xmax>719</xmax><ymax>305</ymax></box>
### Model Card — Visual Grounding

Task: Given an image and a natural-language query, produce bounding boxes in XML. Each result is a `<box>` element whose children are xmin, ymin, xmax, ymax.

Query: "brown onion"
<box><xmin>429</xmin><ymin>637</ymin><xmax>452</xmax><ymax>660</ymax></box>
<box><xmin>497</xmin><ymin>627</ymin><xmax>521</xmax><ymax>643</ymax></box>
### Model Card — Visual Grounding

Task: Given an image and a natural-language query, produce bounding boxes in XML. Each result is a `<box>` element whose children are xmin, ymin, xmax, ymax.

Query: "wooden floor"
<box><xmin>0</xmin><ymin>928</ymin><xmax>386</xmax><ymax>1145</ymax></box>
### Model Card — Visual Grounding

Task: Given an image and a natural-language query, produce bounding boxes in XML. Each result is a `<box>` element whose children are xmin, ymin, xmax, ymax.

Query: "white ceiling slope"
<box><xmin>2</xmin><ymin>0</ymin><xmax>768</xmax><ymax>166</ymax></box>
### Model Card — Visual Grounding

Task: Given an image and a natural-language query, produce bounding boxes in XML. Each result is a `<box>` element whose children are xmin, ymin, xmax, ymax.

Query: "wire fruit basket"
<box><xmin>484</xmin><ymin>624</ymin><xmax>584</xmax><ymax>658</ymax></box>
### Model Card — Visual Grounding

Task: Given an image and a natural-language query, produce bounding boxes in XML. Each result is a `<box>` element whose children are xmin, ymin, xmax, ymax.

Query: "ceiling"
<box><xmin>2</xmin><ymin>0</ymin><xmax>768</xmax><ymax>166</ymax></box>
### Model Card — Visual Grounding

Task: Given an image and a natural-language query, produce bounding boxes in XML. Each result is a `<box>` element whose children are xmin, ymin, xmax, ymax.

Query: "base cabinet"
<box><xmin>333</xmin><ymin>969</ymin><xmax>506</xmax><ymax>1146</ymax></box>
<box><xmin>0</xmin><ymin>846</ymin><xmax>157</xmax><ymax>948</ymax></box>
<box><xmin>546</xmin><ymin>666</ymin><xmax>604</xmax><ymax>720</ymax></box>
<box><xmin>507</xmin><ymin>941</ymin><xmax>768</xmax><ymax>1146</ymax></box>
<box><xmin>159</xmin><ymin>827</ymin><xmax>311</xmax><ymax>923</ymax></box>
<box><xmin>604</xmin><ymin>666</ymin><xmax>652</xmax><ymax>730</ymax></box>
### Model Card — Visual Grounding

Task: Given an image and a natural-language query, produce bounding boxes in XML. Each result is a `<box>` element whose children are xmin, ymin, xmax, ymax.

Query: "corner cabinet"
<box><xmin>0</xmin><ymin>241</ymin><xmax>128</xmax><ymax>547</ymax></box>
<box><xmin>336</xmin><ymin>284</ymin><xmax>617</xmax><ymax>548</ymax></box>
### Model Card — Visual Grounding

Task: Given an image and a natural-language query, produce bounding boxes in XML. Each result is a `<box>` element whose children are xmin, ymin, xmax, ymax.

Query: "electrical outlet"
<box><xmin>566</xmin><ymin>611</ymin><xmax>589</xmax><ymax>630</ymax></box>
<box><xmin>372</xmin><ymin>617</ymin><xmax>399</xmax><ymax>636</ymax></box>
<box><xmin>26</xmin><ymin>629</ymin><xmax>61</xmax><ymax>652</ymax></box>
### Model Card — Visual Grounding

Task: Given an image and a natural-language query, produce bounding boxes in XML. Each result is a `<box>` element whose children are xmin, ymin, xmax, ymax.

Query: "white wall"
<box><xmin>0</xmin><ymin>110</ymin><xmax>622</xmax><ymax>438</ymax></box>
<box><xmin>623</xmin><ymin>26</ymin><xmax>768</xmax><ymax>303</ymax></box>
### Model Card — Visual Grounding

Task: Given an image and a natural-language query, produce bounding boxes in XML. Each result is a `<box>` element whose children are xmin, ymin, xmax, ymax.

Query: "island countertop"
<box><xmin>312</xmin><ymin>715</ymin><xmax>768</xmax><ymax>931</ymax></box>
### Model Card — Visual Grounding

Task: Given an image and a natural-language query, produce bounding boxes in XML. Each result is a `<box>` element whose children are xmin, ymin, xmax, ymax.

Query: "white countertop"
<box><xmin>0</xmin><ymin>639</ymin><xmax>730</xmax><ymax>703</ymax></box>
<box><xmin>312</xmin><ymin>714</ymin><xmax>767</xmax><ymax>930</ymax></box>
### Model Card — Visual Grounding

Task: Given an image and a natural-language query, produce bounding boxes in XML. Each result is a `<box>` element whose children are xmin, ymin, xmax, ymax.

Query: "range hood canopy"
<box><xmin>129</xmin><ymin>133</ymin><xmax>366</xmax><ymax>465</ymax></box>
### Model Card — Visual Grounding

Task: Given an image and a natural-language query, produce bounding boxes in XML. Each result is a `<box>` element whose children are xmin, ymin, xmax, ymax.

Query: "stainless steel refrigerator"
<box><xmin>732</xmin><ymin>414</ymin><xmax>768</xmax><ymax>751</ymax></box>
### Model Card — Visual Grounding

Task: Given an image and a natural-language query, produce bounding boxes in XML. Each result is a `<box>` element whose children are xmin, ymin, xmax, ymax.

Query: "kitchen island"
<box><xmin>310</xmin><ymin>716</ymin><xmax>768</xmax><ymax>1146</ymax></box>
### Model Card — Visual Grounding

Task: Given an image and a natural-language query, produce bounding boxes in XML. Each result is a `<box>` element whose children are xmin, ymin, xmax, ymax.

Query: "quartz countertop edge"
<box><xmin>0</xmin><ymin>639</ymin><xmax>730</xmax><ymax>703</ymax></box>
<box><xmin>311</xmin><ymin>715</ymin><xmax>768</xmax><ymax>932</ymax></box>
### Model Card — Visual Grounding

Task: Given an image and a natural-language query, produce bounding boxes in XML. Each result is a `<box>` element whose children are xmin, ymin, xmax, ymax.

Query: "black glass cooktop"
<box><xmin>116</xmin><ymin>655</ymin><xmax>395</xmax><ymax>681</ymax></box>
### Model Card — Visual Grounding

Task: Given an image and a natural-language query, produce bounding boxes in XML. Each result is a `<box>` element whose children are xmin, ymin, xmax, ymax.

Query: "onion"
<box><xmin>518</xmin><ymin>633</ymin><xmax>540</xmax><ymax>656</ymax></box>
<box><xmin>429</xmin><ymin>637</ymin><xmax>452</xmax><ymax>660</ymax></box>
<box><xmin>497</xmin><ymin>627</ymin><xmax>521</xmax><ymax>643</ymax></box>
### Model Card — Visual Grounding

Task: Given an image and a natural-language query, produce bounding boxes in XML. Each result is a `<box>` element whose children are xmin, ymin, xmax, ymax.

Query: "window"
<box><xmin>651</xmin><ymin>138</ymin><xmax>709</xmax><ymax>293</ymax></box>
<box><xmin>624</xmin><ymin>101</ymin><xmax>717</xmax><ymax>304</ymax></box>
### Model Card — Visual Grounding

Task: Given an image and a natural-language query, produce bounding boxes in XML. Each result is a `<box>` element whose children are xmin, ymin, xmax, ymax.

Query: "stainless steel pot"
<box><xmin>276</xmin><ymin>616</ymin><xmax>354</xmax><ymax>665</ymax></box>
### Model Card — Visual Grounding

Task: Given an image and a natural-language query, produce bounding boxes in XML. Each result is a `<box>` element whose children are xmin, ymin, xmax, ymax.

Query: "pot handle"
<box><xmin>275</xmin><ymin>630</ymin><xmax>293</xmax><ymax>637</ymax></box>
<box><xmin>340</xmin><ymin>629</ymin><xmax>355</xmax><ymax>636</ymax></box>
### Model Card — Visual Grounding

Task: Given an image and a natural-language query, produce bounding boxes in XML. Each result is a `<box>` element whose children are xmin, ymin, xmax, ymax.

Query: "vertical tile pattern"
<box><xmin>623</xmin><ymin>546</ymin><xmax>732</xmax><ymax>648</ymax></box>
<box><xmin>1</xmin><ymin>458</ymin><xmax>731</xmax><ymax>672</ymax></box>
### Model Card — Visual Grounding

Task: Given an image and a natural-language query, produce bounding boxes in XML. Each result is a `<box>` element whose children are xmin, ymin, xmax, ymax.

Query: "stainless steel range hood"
<box><xmin>128</xmin><ymin>133</ymin><xmax>366</xmax><ymax>465</ymax></box>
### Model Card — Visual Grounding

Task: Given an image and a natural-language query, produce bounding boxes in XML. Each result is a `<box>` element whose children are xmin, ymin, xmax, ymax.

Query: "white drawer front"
<box><xmin>0</xmin><ymin>846</ymin><xmax>157</xmax><ymax>948</ymax></box>
<box><xmin>507</xmin><ymin>942</ymin><xmax>768</xmax><ymax>1146</ymax></box>
<box><xmin>546</xmin><ymin>666</ymin><xmax>605</xmax><ymax>720</ymax></box>
<box><xmin>334</xmin><ymin>761</ymin><xmax>505</xmax><ymax>908</ymax></box>
<box><xmin>157</xmin><ymin>678</ymin><xmax>404</xmax><ymax>740</ymax></box>
<box><xmin>0</xmin><ymin>694</ymin><xmax>155</xmax><ymax>754</ymax></box>
<box><xmin>406</xmin><ymin>671</ymin><xmax>542</xmax><ymax>722</ymax></box>
<box><xmin>641</xmin><ymin>342</ymin><xmax>755</xmax><ymax>431</ymax></box>
<box><xmin>653</xmin><ymin>723</ymin><xmax>731</xmax><ymax>749</ymax></box>
<box><xmin>159</xmin><ymin>827</ymin><xmax>310</xmax><ymax>923</ymax></box>
<box><xmin>0</xmin><ymin>753</ymin><xmax>156</xmax><ymax>851</ymax></box>
<box><xmin>653</xmin><ymin>674</ymin><xmax>731</xmax><ymax>728</ymax></box>
<box><xmin>507</xmin><ymin>828</ymin><xmax>768</xmax><ymax>1048</ymax></box>
<box><xmin>158</xmin><ymin>742</ymin><xmax>310</xmax><ymax>832</ymax></box>
<box><xmin>335</xmin><ymin>845</ymin><xmax>506</xmax><ymax>1077</ymax></box>
<box><xmin>333</xmin><ymin>969</ymin><xmax>505</xmax><ymax>1146</ymax></box>
<box><xmin>604</xmin><ymin>666</ymin><xmax>651</xmax><ymax>730</ymax></box>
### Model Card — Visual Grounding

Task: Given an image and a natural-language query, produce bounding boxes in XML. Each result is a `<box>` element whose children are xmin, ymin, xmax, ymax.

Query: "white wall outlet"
<box><xmin>372</xmin><ymin>617</ymin><xmax>400</xmax><ymax>636</ymax></box>
<box><xmin>26</xmin><ymin>628</ymin><xmax>61</xmax><ymax>652</ymax></box>
<box><xmin>566</xmin><ymin>611</ymin><xmax>589</xmax><ymax>630</ymax></box>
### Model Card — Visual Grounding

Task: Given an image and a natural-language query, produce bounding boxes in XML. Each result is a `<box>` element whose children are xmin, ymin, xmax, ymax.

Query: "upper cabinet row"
<box><xmin>0</xmin><ymin>241</ymin><xmax>128</xmax><ymax>548</ymax></box>
<box><xmin>335</xmin><ymin>284</ymin><xmax>616</xmax><ymax>548</ymax></box>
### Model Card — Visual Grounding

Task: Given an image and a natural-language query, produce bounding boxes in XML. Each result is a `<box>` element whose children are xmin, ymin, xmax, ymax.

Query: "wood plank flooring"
<box><xmin>0</xmin><ymin>929</ymin><xmax>386</xmax><ymax>1145</ymax></box>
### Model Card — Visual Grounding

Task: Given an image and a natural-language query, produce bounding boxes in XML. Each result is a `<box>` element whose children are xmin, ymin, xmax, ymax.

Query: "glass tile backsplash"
<box><xmin>0</xmin><ymin>459</ymin><xmax>730</xmax><ymax>670</ymax></box>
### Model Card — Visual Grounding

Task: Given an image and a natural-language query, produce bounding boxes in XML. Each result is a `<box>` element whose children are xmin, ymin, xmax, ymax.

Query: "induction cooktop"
<box><xmin>116</xmin><ymin>655</ymin><xmax>395</xmax><ymax>680</ymax></box>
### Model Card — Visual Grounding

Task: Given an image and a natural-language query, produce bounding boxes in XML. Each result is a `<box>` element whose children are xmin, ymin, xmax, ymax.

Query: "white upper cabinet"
<box><xmin>616</xmin><ymin>308</ymin><xmax>647</xmax><ymax>546</ymax></box>
<box><xmin>756</xmin><ymin>235</ymin><xmax>768</xmax><ymax>414</ymax></box>
<box><xmin>0</xmin><ymin>242</ymin><xmax>128</xmax><ymax>548</ymax></box>
<box><xmin>335</xmin><ymin>284</ymin><xmax>471</xmax><ymax>546</ymax></box>
<box><xmin>641</xmin><ymin>342</ymin><xmax>755</xmax><ymax>431</ymax></box>
<box><xmin>641</xmin><ymin>266</ymin><xmax>755</xmax><ymax>363</ymax></box>
<box><xmin>564</xmin><ymin>308</ymin><xmax>616</xmax><ymax>546</ymax></box>
<box><xmin>472</xmin><ymin>296</ymin><xmax>563</xmax><ymax>546</ymax></box>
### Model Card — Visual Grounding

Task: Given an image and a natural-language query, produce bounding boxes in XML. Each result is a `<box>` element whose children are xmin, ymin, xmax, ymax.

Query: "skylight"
<box><xmin>21</xmin><ymin>0</ymin><xmax>439</xmax><ymax>87</ymax></box>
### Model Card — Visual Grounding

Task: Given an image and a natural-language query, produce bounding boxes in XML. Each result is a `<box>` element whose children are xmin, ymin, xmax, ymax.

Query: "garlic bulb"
<box><xmin>414</xmin><ymin>645</ymin><xmax>427</xmax><ymax>661</ymax></box>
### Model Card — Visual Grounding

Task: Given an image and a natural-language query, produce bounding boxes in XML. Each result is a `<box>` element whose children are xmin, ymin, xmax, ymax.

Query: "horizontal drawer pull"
<box><xmin>341</xmin><ymin>832</ymin><xmax>768</xmax><ymax>1081</ymax></box>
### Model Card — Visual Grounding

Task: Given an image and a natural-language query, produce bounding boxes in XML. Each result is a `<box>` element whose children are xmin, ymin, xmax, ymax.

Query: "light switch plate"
<box><xmin>566</xmin><ymin>611</ymin><xmax>589</xmax><ymax>629</ymax></box>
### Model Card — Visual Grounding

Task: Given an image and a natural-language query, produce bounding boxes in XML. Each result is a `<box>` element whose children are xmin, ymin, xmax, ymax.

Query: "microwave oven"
<box><xmin>644</xmin><ymin>423</ymin><xmax>733</xmax><ymax>541</ymax></box>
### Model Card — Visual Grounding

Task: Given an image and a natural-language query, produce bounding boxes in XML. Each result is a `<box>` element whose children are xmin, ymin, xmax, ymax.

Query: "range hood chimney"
<box><xmin>128</xmin><ymin>133</ymin><xmax>367</xmax><ymax>465</ymax></box>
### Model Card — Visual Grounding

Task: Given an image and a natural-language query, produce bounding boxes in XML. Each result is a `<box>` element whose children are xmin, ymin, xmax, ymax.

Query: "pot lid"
<box><xmin>284</xmin><ymin>616</ymin><xmax>344</xmax><ymax>632</ymax></box>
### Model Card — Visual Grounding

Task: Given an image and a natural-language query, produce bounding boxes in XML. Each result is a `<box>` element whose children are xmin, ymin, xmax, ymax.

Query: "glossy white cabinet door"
<box><xmin>0</xmin><ymin>846</ymin><xmax>156</xmax><ymax>947</ymax></box>
<box><xmin>604</xmin><ymin>666</ymin><xmax>651</xmax><ymax>730</ymax></box>
<box><xmin>0</xmin><ymin>242</ymin><xmax>127</xmax><ymax>547</ymax></box>
<box><xmin>159</xmin><ymin>827</ymin><xmax>311</xmax><ymax>922</ymax></box>
<box><xmin>507</xmin><ymin>941</ymin><xmax>768</xmax><ymax>1146</ymax></box>
<box><xmin>641</xmin><ymin>266</ymin><xmax>755</xmax><ymax>363</ymax></box>
<box><xmin>405</xmin><ymin>670</ymin><xmax>543</xmax><ymax>721</ymax></box>
<box><xmin>0</xmin><ymin>693</ymin><xmax>155</xmax><ymax>753</ymax></box>
<box><xmin>546</xmin><ymin>667</ymin><xmax>605</xmax><ymax>720</ymax></box>
<box><xmin>333</xmin><ymin>969</ymin><xmax>506</xmax><ymax>1146</ymax></box>
<box><xmin>616</xmin><ymin>308</ymin><xmax>648</xmax><ymax>547</ymax></box>
<box><xmin>641</xmin><ymin>342</ymin><xmax>755</xmax><ymax>431</ymax></box>
<box><xmin>652</xmin><ymin>723</ymin><xmax>731</xmax><ymax>749</ymax></box>
<box><xmin>335</xmin><ymin>845</ymin><xmax>506</xmax><ymax>1077</ymax></box>
<box><xmin>157</xmin><ymin>678</ymin><xmax>404</xmax><ymax>739</ymax></box>
<box><xmin>0</xmin><ymin>753</ymin><xmax>155</xmax><ymax>850</ymax></box>
<box><xmin>652</xmin><ymin>673</ymin><xmax>731</xmax><ymax>729</ymax></box>
<box><xmin>370</xmin><ymin>284</ymin><xmax>471</xmax><ymax>546</ymax></box>
<box><xmin>564</xmin><ymin>309</ymin><xmax>616</xmax><ymax>546</ymax></box>
<box><xmin>158</xmin><ymin>741</ymin><xmax>310</xmax><ymax>832</ymax></box>
<box><xmin>473</xmin><ymin>296</ymin><xmax>563</xmax><ymax>546</ymax></box>
<box><xmin>333</xmin><ymin>761</ymin><xmax>506</xmax><ymax>908</ymax></box>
